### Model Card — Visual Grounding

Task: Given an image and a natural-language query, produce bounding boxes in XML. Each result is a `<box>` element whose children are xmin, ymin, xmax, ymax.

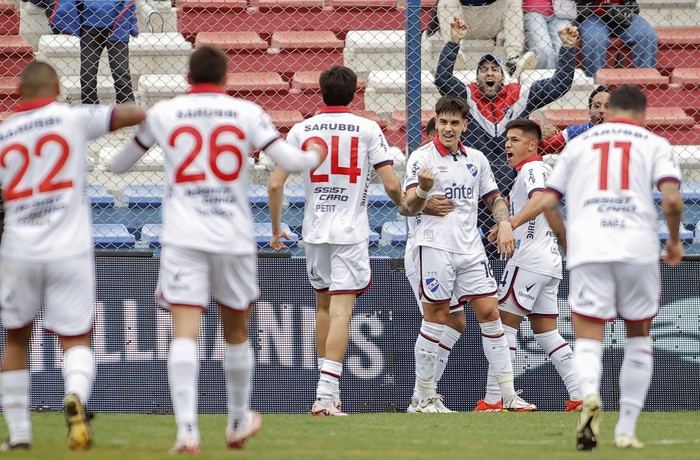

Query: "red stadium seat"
<box><xmin>0</xmin><ymin>76</ymin><xmax>20</xmax><ymax>111</ymax></box>
<box><xmin>389</xmin><ymin>110</ymin><xmax>437</xmax><ymax>130</ymax></box>
<box><xmin>595</xmin><ymin>68</ymin><xmax>669</xmax><ymax>87</ymax></box>
<box><xmin>250</xmin><ymin>0</ymin><xmax>325</xmax><ymax>8</ymax></box>
<box><xmin>270</xmin><ymin>31</ymin><xmax>343</xmax><ymax>51</ymax></box>
<box><xmin>194</xmin><ymin>31</ymin><xmax>268</xmax><ymax>52</ymax></box>
<box><xmin>329</xmin><ymin>0</ymin><xmax>398</xmax><ymax>7</ymax></box>
<box><xmin>656</xmin><ymin>28</ymin><xmax>700</xmax><ymax>72</ymax></box>
<box><xmin>269</xmin><ymin>110</ymin><xmax>304</xmax><ymax>132</ymax></box>
<box><xmin>0</xmin><ymin>36</ymin><xmax>34</xmax><ymax>77</ymax></box>
<box><xmin>176</xmin><ymin>0</ymin><xmax>248</xmax><ymax>11</ymax></box>
<box><xmin>671</xmin><ymin>68</ymin><xmax>700</xmax><ymax>86</ymax></box>
<box><xmin>290</xmin><ymin>72</ymin><xmax>366</xmax><ymax>117</ymax></box>
<box><xmin>0</xmin><ymin>2</ymin><xmax>19</xmax><ymax>36</ymax></box>
<box><xmin>225</xmin><ymin>72</ymin><xmax>288</xmax><ymax>93</ymax></box>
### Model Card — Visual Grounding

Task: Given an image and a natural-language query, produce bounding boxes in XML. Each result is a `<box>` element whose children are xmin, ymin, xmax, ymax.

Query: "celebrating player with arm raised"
<box><xmin>267</xmin><ymin>65</ymin><xmax>402</xmax><ymax>416</ymax></box>
<box><xmin>108</xmin><ymin>46</ymin><xmax>321</xmax><ymax>453</ymax></box>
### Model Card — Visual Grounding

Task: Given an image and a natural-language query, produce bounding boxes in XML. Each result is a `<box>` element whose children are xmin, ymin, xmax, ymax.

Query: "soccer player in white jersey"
<box><xmin>268</xmin><ymin>65</ymin><xmax>403</xmax><ymax>416</ymax></box>
<box><xmin>107</xmin><ymin>46</ymin><xmax>321</xmax><ymax>453</ymax></box>
<box><xmin>543</xmin><ymin>85</ymin><xmax>683</xmax><ymax>451</ymax></box>
<box><xmin>476</xmin><ymin>119</ymin><xmax>581</xmax><ymax>413</ymax></box>
<box><xmin>0</xmin><ymin>61</ymin><xmax>145</xmax><ymax>451</ymax></box>
<box><xmin>403</xmin><ymin>95</ymin><xmax>534</xmax><ymax>413</ymax></box>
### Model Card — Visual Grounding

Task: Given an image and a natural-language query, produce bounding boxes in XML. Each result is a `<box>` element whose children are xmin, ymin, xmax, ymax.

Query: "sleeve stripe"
<box><xmin>527</xmin><ymin>187</ymin><xmax>546</xmax><ymax>199</ymax></box>
<box><xmin>405</xmin><ymin>183</ymin><xmax>418</xmax><ymax>191</ymax></box>
<box><xmin>259</xmin><ymin>135</ymin><xmax>281</xmax><ymax>152</ymax></box>
<box><xmin>657</xmin><ymin>177</ymin><xmax>681</xmax><ymax>190</ymax></box>
<box><xmin>373</xmin><ymin>160</ymin><xmax>394</xmax><ymax>170</ymax></box>
<box><xmin>481</xmin><ymin>189</ymin><xmax>500</xmax><ymax>201</ymax></box>
<box><xmin>108</xmin><ymin>106</ymin><xmax>117</xmax><ymax>132</ymax></box>
<box><xmin>546</xmin><ymin>186</ymin><xmax>564</xmax><ymax>199</ymax></box>
<box><xmin>135</xmin><ymin>136</ymin><xmax>150</xmax><ymax>151</ymax></box>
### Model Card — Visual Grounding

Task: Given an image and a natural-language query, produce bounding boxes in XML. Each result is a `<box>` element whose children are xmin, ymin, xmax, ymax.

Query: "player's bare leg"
<box><xmin>529</xmin><ymin>316</ymin><xmax>581</xmax><ymax>411</ymax></box>
<box><xmin>1</xmin><ymin>323</ymin><xmax>33</xmax><ymax>450</ymax></box>
<box><xmin>315</xmin><ymin>291</ymin><xmax>331</xmax><ymax>373</ymax></box>
<box><xmin>614</xmin><ymin>320</ymin><xmax>652</xmax><ymax>449</ymax></box>
<box><xmin>412</xmin><ymin>301</ymin><xmax>448</xmax><ymax>413</ymax></box>
<box><xmin>573</xmin><ymin>315</ymin><xmax>605</xmax><ymax>451</ymax></box>
<box><xmin>168</xmin><ymin>306</ymin><xmax>203</xmax><ymax>454</ymax></box>
<box><xmin>60</xmin><ymin>333</ymin><xmax>95</xmax><ymax>451</ymax></box>
<box><xmin>312</xmin><ymin>293</ymin><xmax>355</xmax><ymax>416</ymax></box>
<box><xmin>221</xmin><ymin>305</ymin><xmax>261</xmax><ymax>449</ymax></box>
<box><xmin>471</xmin><ymin>298</ymin><xmax>534</xmax><ymax>411</ymax></box>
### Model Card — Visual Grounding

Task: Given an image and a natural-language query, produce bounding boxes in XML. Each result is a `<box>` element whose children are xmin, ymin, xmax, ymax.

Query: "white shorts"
<box><xmin>405</xmin><ymin>243</ymin><xmax>463</xmax><ymax>314</ymax></box>
<box><xmin>157</xmin><ymin>245</ymin><xmax>259</xmax><ymax>312</ymax></box>
<box><xmin>418</xmin><ymin>246</ymin><xmax>497</xmax><ymax>305</ymax></box>
<box><xmin>305</xmin><ymin>241</ymin><xmax>371</xmax><ymax>294</ymax></box>
<box><xmin>498</xmin><ymin>265</ymin><xmax>561</xmax><ymax>318</ymax></box>
<box><xmin>0</xmin><ymin>253</ymin><xmax>94</xmax><ymax>336</ymax></box>
<box><xmin>569</xmin><ymin>262</ymin><xmax>660</xmax><ymax>322</ymax></box>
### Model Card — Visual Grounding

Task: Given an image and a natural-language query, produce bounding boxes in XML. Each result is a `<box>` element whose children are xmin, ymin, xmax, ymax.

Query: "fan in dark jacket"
<box><xmin>576</xmin><ymin>0</ymin><xmax>657</xmax><ymax>77</ymax></box>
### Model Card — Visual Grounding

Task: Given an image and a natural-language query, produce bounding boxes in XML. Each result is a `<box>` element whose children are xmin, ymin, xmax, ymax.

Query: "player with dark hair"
<box><xmin>268</xmin><ymin>64</ymin><xmax>402</xmax><ymax>416</ymax></box>
<box><xmin>476</xmin><ymin>119</ymin><xmax>581</xmax><ymax>412</ymax></box>
<box><xmin>403</xmin><ymin>96</ymin><xmax>535</xmax><ymax>413</ymax></box>
<box><xmin>108</xmin><ymin>45</ymin><xmax>322</xmax><ymax>452</ymax></box>
<box><xmin>540</xmin><ymin>85</ymin><xmax>613</xmax><ymax>154</ymax></box>
<box><xmin>0</xmin><ymin>61</ymin><xmax>145</xmax><ymax>451</ymax></box>
<box><xmin>543</xmin><ymin>85</ymin><xmax>683</xmax><ymax>450</ymax></box>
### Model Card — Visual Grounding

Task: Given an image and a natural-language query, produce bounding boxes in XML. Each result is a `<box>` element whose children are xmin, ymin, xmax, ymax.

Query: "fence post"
<box><xmin>405</xmin><ymin>0</ymin><xmax>422</xmax><ymax>155</ymax></box>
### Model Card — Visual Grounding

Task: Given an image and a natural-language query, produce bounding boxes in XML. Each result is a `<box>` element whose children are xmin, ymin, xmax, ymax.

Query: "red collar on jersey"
<box><xmin>187</xmin><ymin>84</ymin><xmax>226</xmax><ymax>94</ymax></box>
<box><xmin>14</xmin><ymin>98</ymin><xmax>55</xmax><ymax>113</ymax></box>
<box><xmin>433</xmin><ymin>135</ymin><xmax>467</xmax><ymax>157</ymax></box>
<box><xmin>607</xmin><ymin>117</ymin><xmax>642</xmax><ymax>126</ymax></box>
<box><xmin>320</xmin><ymin>106</ymin><xmax>352</xmax><ymax>113</ymax></box>
<box><xmin>515</xmin><ymin>155</ymin><xmax>543</xmax><ymax>171</ymax></box>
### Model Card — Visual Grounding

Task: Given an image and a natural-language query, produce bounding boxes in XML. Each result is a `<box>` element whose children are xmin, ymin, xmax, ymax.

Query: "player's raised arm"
<box><xmin>110</xmin><ymin>104</ymin><xmax>147</xmax><ymax>131</ymax></box>
<box><xmin>267</xmin><ymin>166</ymin><xmax>292</xmax><ymax>251</ymax></box>
<box><xmin>107</xmin><ymin>118</ymin><xmax>156</xmax><ymax>174</ymax></box>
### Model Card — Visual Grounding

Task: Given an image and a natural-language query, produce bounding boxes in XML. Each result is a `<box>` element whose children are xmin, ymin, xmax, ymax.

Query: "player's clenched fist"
<box><xmin>417</xmin><ymin>168</ymin><xmax>435</xmax><ymax>193</ymax></box>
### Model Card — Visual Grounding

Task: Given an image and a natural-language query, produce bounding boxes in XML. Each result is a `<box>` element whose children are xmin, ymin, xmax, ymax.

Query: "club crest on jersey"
<box><xmin>426</xmin><ymin>277</ymin><xmax>440</xmax><ymax>293</ymax></box>
<box><xmin>466</xmin><ymin>163</ymin><xmax>478</xmax><ymax>177</ymax></box>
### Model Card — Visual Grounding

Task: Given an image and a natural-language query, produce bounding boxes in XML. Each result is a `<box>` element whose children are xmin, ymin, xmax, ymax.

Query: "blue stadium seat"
<box><xmin>141</xmin><ymin>223</ymin><xmax>162</xmax><ymax>248</ymax></box>
<box><xmin>88</xmin><ymin>184</ymin><xmax>115</xmax><ymax>208</ymax></box>
<box><xmin>380</xmin><ymin>221</ymin><xmax>407</xmax><ymax>245</ymax></box>
<box><xmin>255</xmin><ymin>223</ymin><xmax>298</xmax><ymax>247</ymax></box>
<box><xmin>93</xmin><ymin>207</ymin><xmax>162</xmax><ymax>239</ymax></box>
<box><xmin>93</xmin><ymin>224</ymin><xmax>136</xmax><ymax>249</ymax></box>
<box><xmin>369</xmin><ymin>231</ymin><xmax>380</xmax><ymax>246</ymax></box>
<box><xmin>367</xmin><ymin>183</ymin><xmax>395</xmax><ymax>207</ymax></box>
<box><xmin>285</xmin><ymin>184</ymin><xmax>306</xmax><ymax>207</ymax></box>
<box><xmin>658</xmin><ymin>220</ymin><xmax>694</xmax><ymax>243</ymax></box>
<box><xmin>121</xmin><ymin>184</ymin><xmax>164</xmax><ymax>208</ymax></box>
<box><xmin>248</xmin><ymin>184</ymin><xmax>269</xmax><ymax>207</ymax></box>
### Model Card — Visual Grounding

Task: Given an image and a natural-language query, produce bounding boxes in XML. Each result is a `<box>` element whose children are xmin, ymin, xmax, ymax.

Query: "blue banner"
<box><xmin>4</xmin><ymin>257</ymin><xmax>699</xmax><ymax>414</ymax></box>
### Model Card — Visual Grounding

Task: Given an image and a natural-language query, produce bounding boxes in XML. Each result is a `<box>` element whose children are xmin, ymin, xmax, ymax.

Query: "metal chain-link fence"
<box><xmin>4</xmin><ymin>0</ymin><xmax>699</xmax><ymax>256</ymax></box>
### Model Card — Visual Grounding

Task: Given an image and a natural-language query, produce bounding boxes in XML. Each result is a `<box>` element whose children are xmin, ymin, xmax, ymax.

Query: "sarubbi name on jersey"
<box><xmin>0</xmin><ymin>117</ymin><xmax>61</xmax><ymax>141</ymax></box>
<box><xmin>303</xmin><ymin>123</ymin><xmax>360</xmax><ymax>132</ymax></box>
<box><xmin>175</xmin><ymin>108</ymin><xmax>238</xmax><ymax>119</ymax></box>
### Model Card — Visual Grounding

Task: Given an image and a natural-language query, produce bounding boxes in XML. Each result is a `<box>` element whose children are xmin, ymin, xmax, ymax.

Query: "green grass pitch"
<box><xmin>3</xmin><ymin>412</ymin><xmax>699</xmax><ymax>459</ymax></box>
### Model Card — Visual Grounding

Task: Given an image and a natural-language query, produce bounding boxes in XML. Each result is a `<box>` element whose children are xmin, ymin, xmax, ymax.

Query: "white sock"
<box><xmin>317</xmin><ymin>357</ymin><xmax>325</xmax><ymax>372</ymax></box>
<box><xmin>615</xmin><ymin>337</ymin><xmax>652</xmax><ymax>438</ymax></box>
<box><xmin>414</xmin><ymin>320</ymin><xmax>444</xmax><ymax>401</ymax></box>
<box><xmin>535</xmin><ymin>330</ymin><xmax>580</xmax><ymax>400</ymax></box>
<box><xmin>480</xmin><ymin>319</ymin><xmax>515</xmax><ymax>400</ymax></box>
<box><xmin>316</xmin><ymin>360</ymin><xmax>342</xmax><ymax>402</ymax></box>
<box><xmin>574</xmin><ymin>338</ymin><xmax>603</xmax><ymax>399</ymax></box>
<box><xmin>434</xmin><ymin>326</ymin><xmax>461</xmax><ymax>383</ymax></box>
<box><xmin>224</xmin><ymin>342</ymin><xmax>253</xmax><ymax>430</ymax></box>
<box><xmin>1</xmin><ymin>370</ymin><xmax>31</xmax><ymax>444</ymax></box>
<box><xmin>484</xmin><ymin>324</ymin><xmax>517</xmax><ymax>404</ymax></box>
<box><xmin>62</xmin><ymin>346</ymin><xmax>95</xmax><ymax>404</ymax></box>
<box><xmin>168</xmin><ymin>338</ymin><xmax>199</xmax><ymax>440</ymax></box>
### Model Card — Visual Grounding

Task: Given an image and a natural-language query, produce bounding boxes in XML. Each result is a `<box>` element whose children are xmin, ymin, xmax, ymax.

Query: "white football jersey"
<box><xmin>286</xmin><ymin>107</ymin><xmax>394</xmax><ymax>244</ymax></box>
<box><xmin>509</xmin><ymin>157</ymin><xmax>562</xmax><ymax>278</ymax></box>
<box><xmin>0</xmin><ymin>101</ymin><xmax>112</xmax><ymax>261</ymax></box>
<box><xmin>135</xmin><ymin>85</ymin><xmax>282</xmax><ymax>254</ymax></box>
<box><xmin>548</xmin><ymin>119</ymin><xmax>682</xmax><ymax>269</ymax></box>
<box><xmin>404</xmin><ymin>139</ymin><xmax>499</xmax><ymax>255</ymax></box>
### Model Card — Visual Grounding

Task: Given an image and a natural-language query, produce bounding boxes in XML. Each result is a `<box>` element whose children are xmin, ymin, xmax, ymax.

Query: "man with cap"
<box><xmin>435</xmin><ymin>17</ymin><xmax>579</xmax><ymax>256</ymax></box>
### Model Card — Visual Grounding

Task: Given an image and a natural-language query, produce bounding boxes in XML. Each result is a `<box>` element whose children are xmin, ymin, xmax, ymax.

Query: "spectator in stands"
<box><xmin>523</xmin><ymin>0</ymin><xmax>573</xmax><ymax>69</ymax></box>
<box><xmin>435</xmin><ymin>17</ymin><xmax>578</xmax><ymax>254</ymax></box>
<box><xmin>50</xmin><ymin>0</ymin><xmax>138</xmax><ymax>104</ymax></box>
<box><xmin>437</xmin><ymin>0</ymin><xmax>535</xmax><ymax>79</ymax></box>
<box><xmin>540</xmin><ymin>85</ymin><xmax>611</xmax><ymax>154</ymax></box>
<box><xmin>576</xmin><ymin>0</ymin><xmax>658</xmax><ymax>77</ymax></box>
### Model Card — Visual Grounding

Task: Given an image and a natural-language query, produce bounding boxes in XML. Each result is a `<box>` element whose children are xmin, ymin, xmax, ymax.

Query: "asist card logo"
<box><xmin>425</xmin><ymin>277</ymin><xmax>440</xmax><ymax>293</ymax></box>
<box><xmin>466</xmin><ymin>163</ymin><xmax>478</xmax><ymax>177</ymax></box>
<box><xmin>437</xmin><ymin>166</ymin><xmax>448</xmax><ymax>173</ymax></box>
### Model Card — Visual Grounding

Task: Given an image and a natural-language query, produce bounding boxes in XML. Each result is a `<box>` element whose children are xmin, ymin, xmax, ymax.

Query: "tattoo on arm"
<box><xmin>486</xmin><ymin>196</ymin><xmax>510</xmax><ymax>224</ymax></box>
